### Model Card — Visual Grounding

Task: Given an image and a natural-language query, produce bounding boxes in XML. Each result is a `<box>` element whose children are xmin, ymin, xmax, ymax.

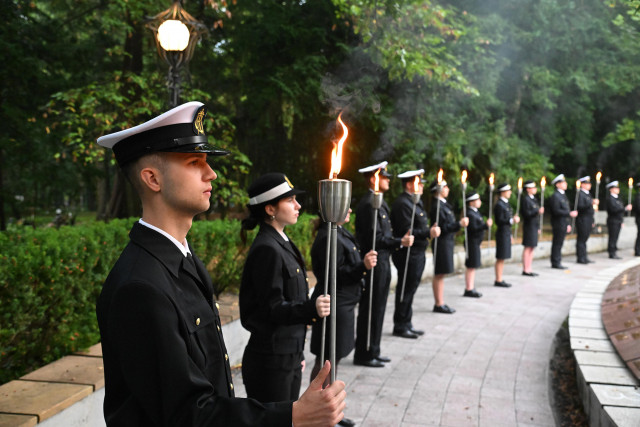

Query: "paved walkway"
<box><xmin>234</xmin><ymin>250</ymin><xmax>633</xmax><ymax>426</ymax></box>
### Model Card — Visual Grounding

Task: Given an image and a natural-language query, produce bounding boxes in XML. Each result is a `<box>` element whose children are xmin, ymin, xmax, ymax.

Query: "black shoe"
<box><xmin>375</xmin><ymin>355</ymin><xmax>391</xmax><ymax>363</ymax></box>
<box><xmin>353</xmin><ymin>358</ymin><xmax>385</xmax><ymax>368</ymax></box>
<box><xmin>522</xmin><ymin>271</ymin><xmax>539</xmax><ymax>277</ymax></box>
<box><xmin>409</xmin><ymin>327</ymin><xmax>425</xmax><ymax>336</ymax></box>
<box><xmin>463</xmin><ymin>289</ymin><xmax>483</xmax><ymax>298</ymax></box>
<box><xmin>609</xmin><ymin>254</ymin><xmax>622</xmax><ymax>259</ymax></box>
<box><xmin>576</xmin><ymin>259</ymin><xmax>589</xmax><ymax>264</ymax></box>
<box><xmin>338</xmin><ymin>417</ymin><xmax>356</xmax><ymax>427</ymax></box>
<box><xmin>587</xmin><ymin>259</ymin><xmax>595</xmax><ymax>263</ymax></box>
<box><xmin>494</xmin><ymin>281</ymin><xmax>512</xmax><ymax>287</ymax></box>
<box><xmin>392</xmin><ymin>329</ymin><xmax>419</xmax><ymax>339</ymax></box>
<box><xmin>551</xmin><ymin>265</ymin><xmax>567</xmax><ymax>270</ymax></box>
<box><xmin>433</xmin><ymin>304</ymin><xmax>456</xmax><ymax>314</ymax></box>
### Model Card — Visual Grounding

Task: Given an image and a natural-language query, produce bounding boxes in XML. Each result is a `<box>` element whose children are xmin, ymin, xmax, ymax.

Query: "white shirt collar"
<box><xmin>470</xmin><ymin>206</ymin><xmax>478</xmax><ymax>212</ymax></box>
<box><xmin>557</xmin><ymin>189</ymin><xmax>565</xmax><ymax>194</ymax></box>
<box><xmin>138</xmin><ymin>218</ymin><xmax>191</xmax><ymax>257</ymax></box>
<box><xmin>611</xmin><ymin>193</ymin><xmax>618</xmax><ymax>199</ymax></box>
<box><xmin>581</xmin><ymin>189</ymin><xmax>589</xmax><ymax>194</ymax></box>
<box><xmin>500</xmin><ymin>196</ymin><xmax>508</xmax><ymax>203</ymax></box>
<box><xmin>529</xmin><ymin>194</ymin><xmax>535</xmax><ymax>199</ymax></box>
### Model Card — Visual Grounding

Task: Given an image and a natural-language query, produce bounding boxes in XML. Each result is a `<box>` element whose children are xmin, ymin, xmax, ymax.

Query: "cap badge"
<box><xmin>285</xmin><ymin>175</ymin><xmax>294</xmax><ymax>188</ymax></box>
<box><xmin>193</xmin><ymin>106</ymin><xmax>206</xmax><ymax>135</ymax></box>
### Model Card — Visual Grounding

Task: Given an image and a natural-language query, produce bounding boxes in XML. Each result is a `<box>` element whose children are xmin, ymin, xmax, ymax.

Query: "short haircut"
<box><xmin>121</xmin><ymin>153</ymin><xmax>167</xmax><ymax>196</ymax></box>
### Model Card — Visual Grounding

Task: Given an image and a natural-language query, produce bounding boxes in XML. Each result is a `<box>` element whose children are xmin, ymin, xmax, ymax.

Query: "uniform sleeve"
<box><xmin>577</xmin><ymin>193</ymin><xmax>591</xmax><ymax>213</ymax></box>
<box><xmin>391</xmin><ymin>197</ymin><xmax>414</xmax><ymax>238</ymax></box>
<box><xmin>550</xmin><ymin>193</ymin><xmax>570</xmax><ymax>217</ymax></box>
<box><xmin>494</xmin><ymin>202</ymin><xmax>512</xmax><ymax>226</ymax></box>
<box><xmin>520</xmin><ymin>197</ymin><xmax>538</xmax><ymax>220</ymax></box>
<box><xmin>607</xmin><ymin>196</ymin><xmax>625</xmax><ymax>216</ymax></box>
<box><xmin>356</xmin><ymin>202</ymin><xmax>401</xmax><ymax>251</ymax></box>
<box><xmin>246</xmin><ymin>244</ymin><xmax>316</xmax><ymax>326</ymax></box>
<box><xmin>109</xmin><ymin>282</ymin><xmax>292</xmax><ymax>427</ymax></box>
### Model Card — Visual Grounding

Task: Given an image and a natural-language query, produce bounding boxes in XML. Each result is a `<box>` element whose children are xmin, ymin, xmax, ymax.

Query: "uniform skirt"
<box><xmin>495</xmin><ymin>225</ymin><xmax>511</xmax><ymax>260</ymax></box>
<box><xmin>522</xmin><ymin>220</ymin><xmax>539</xmax><ymax>248</ymax></box>
<box><xmin>465</xmin><ymin>238</ymin><xmax>482</xmax><ymax>269</ymax></box>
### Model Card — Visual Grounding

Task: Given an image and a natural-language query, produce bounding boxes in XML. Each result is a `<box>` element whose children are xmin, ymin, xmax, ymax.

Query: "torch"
<box><xmin>540</xmin><ymin>176</ymin><xmax>546</xmax><ymax>233</ymax></box>
<box><xmin>514</xmin><ymin>177</ymin><xmax>523</xmax><ymax>240</ymax></box>
<box><xmin>487</xmin><ymin>173</ymin><xmax>495</xmax><ymax>248</ymax></box>
<box><xmin>366</xmin><ymin>169</ymin><xmax>383</xmax><ymax>350</ymax></box>
<box><xmin>595</xmin><ymin>171</ymin><xmax>602</xmax><ymax>211</ymax></box>
<box><xmin>572</xmin><ymin>180</ymin><xmax>581</xmax><ymax>230</ymax></box>
<box><xmin>400</xmin><ymin>175</ymin><xmax>421</xmax><ymax>302</ymax></box>
<box><xmin>318</xmin><ymin>113</ymin><xmax>351</xmax><ymax>384</ymax></box>
<box><xmin>433</xmin><ymin>169</ymin><xmax>444</xmax><ymax>271</ymax></box>
<box><xmin>461</xmin><ymin>170</ymin><xmax>468</xmax><ymax>259</ymax></box>
<box><xmin>628</xmin><ymin>178</ymin><xmax>633</xmax><ymax>217</ymax></box>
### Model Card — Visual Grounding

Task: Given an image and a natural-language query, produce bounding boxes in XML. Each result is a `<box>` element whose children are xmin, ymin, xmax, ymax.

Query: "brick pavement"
<box><xmin>234</xmin><ymin>251</ymin><xmax>630</xmax><ymax>426</ymax></box>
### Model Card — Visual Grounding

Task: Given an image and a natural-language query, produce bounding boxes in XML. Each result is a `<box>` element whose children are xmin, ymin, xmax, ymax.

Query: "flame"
<box><xmin>461</xmin><ymin>170</ymin><xmax>468</xmax><ymax>185</ymax></box>
<box><xmin>413</xmin><ymin>176</ymin><xmax>420</xmax><ymax>193</ymax></box>
<box><xmin>576</xmin><ymin>180</ymin><xmax>581</xmax><ymax>189</ymax></box>
<box><xmin>328</xmin><ymin>113</ymin><xmax>348</xmax><ymax>179</ymax></box>
<box><xmin>541</xmin><ymin>176</ymin><xmax>546</xmax><ymax>188</ymax></box>
<box><xmin>489</xmin><ymin>173</ymin><xmax>494</xmax><ymax>186</ymax></box>
<box><xmin>437</xmin><ymin>168</ymin><xmax>444</xmax><ymax>184</ymax></box>
<box><xmin>374</xmin><ymin>169</ymin><xmax>380</xmax><ymax>192</ymax></box>
<box><xmin>518</xmin><ymin>177</ymin><xmax>523</xmax><ymax>189</ymax></box>
<box><xmin>596</xmin><ymin>171</ymin><xmax>602</xmax><ymax>182</ymax></box>
<box><xmin>629</xmin><ymin>177</ymin><xmax>634</xmax><ymax>188</ymax></box>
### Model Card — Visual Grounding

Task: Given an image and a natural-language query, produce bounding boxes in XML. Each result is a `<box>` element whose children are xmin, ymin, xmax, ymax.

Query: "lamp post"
<box><xmin>147</xmin><ymin>1</ymin><xmax>207</xmax><ymax>108</ymax></box>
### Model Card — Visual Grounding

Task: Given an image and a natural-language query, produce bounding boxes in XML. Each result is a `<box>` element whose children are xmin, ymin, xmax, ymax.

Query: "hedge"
<box><xmin>0</xmin><ymin>213</ymin><xmax>341</xmax><ymax>384</ymax></box>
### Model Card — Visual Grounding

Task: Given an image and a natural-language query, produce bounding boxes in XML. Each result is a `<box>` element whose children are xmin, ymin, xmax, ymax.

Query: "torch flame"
<box><xmin>489</xmin><ymin>173</ymin><xmax>494</xmax><ymax>186</ymax></box>
<box><xmin>576</xmin><ymin>180</ymin><xmax>581</xmax><ymax>189</ymax></box>
<box><xmin>461</xmin><ymin>170</ymin><xmax>468</xmax><ymax>185</ymax></box>
<box><xmin>518</xmin><ymin>177</ymin><xmax>523</xmax><ymax>189</ymax></box>
<box><xmin>413</xmin><ymin>176</ymin><xmax>420</xmax><ymax>193</ymax></box>
<box><xmin>596</xmin><ymin>171</ymin><xmax>602</xmax><ymax>182</ymax></box>
<box><xmin>328</xmin><ymin>113</ymin><xmax>348</xmax><ymax>179</ymax></box>
<box><xmin>629</xmin><ymin>177</ymin><xmax>634</xmax><ymax>188</ymax></box>
<box><xmin>541</xmin><ymin>176</ymin><xmax>546</xmax><ymax>188</ymax></box>
<box><xmin>374</xmin><ymin>169</ymin><xmax>380</xmax><ymax>192</ymax></box>
<box><xmin>437</xmin><ymin>168</ymin><xmax>444</xmax><ymax>184</ymax></box>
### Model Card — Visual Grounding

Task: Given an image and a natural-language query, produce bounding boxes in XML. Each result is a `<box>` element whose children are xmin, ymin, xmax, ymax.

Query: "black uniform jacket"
<box><xmin>310</xmin><ymin>225</ymin><xmax>367</xmax><ymax>358</ymax></box>
<box><xmin>97</xmin><ymin>222</ymin><xmax>290</xmax><ymax>426</ymax></box>
<box><xmin>466</xmin><ymin>207</ymin><xmax>487</xmax><ymax>268</ymax></box>
<box><xmin>240</xmin><ymin>224</ymin><xmax>317</xmax><ymax>355</ymax></box>
<box><xmin>606</xmin><ymin>194</ymin><xmax>626</xmax><ymax>225</ymax></box>
<box><xmin>549</xmin><ymin>190</ymin><xmax>571</xmax><ymax>229</ymax></box>
<box><xmin>634</xmin><ymin>194</ymin><xmax>640</xmax><ymax>223</ymax></box>
<box><xmin>576</xmin><ymin>190</ymin><xmax>594</xmax><ymax>225</ymax></box>
<box><xmin>391</xmin><ymin>192</ymin><xmax>430</xmax><ymax>252</ymax></box>
<box><xmin>494</xmin><ymin>198</ymin><xmax>513</xmax><ymax>259</ymax></box>
<box><xmin>520</xmin><ymin>194</ymin><xmax>540</xmax><ymax>247</ymax></box>
<box><xmin>429</xmin><ymin>197</ymin><xmax>460</xmax><ymax>274</ymax></box>
<box><xmin>355</xmin><ymin>191</ymin><xmax>401</xmax><ymax>257</ymax></box>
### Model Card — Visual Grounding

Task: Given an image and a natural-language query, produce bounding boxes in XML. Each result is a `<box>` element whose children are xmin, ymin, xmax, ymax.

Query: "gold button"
<box><xmin>217</xmin><ymin>325</ymin><xmax>221</xmax><ymax>332</ymax></box>
<box><xmin>382</xmin><ymin>215</ymin><xmax>386</xmax><ymax>219</ymax></box>
<box><xmin>196</xmin><ymin>318</ymin><xmax>201</xmax><ymax>326</ymax></box>
<box><xmin>230</xmin><ymin>383</ymin><xmax>234</xmax><ymax>390</ymax></box>
<box><xmin>353</xmin><ymin>246</ymin><xmax>357</xmax><ymax>251</ymax></box>
<box><xmin>420</xmin><ymin>213</ymin><xmax>424</xmax><ymax>216</ymax></box>
<box><xmin>296</xmin><ymin>268</ymin><xmax>300</xmax><ymax>273</ymax></box>
<box><xmin>363</xmin><ymin>272</ymin><xmax>367</xmax><ymax>276</ymax></box>
<box><xmin>225</xmin><ymin>354</ymin><xmax>229</xmax><ymax>361</ymax></box>
<box><xmin>306</xmin><ymin>277</ymin><xmax>309</xmax><ymax>282</ymax></box>
<box><xmin>215</xmin><ymin>302</ymin><xmax>220</xmax><ymax>310</ymax></box>
<box><xmin>312</xmin><ymin>318</ymin><xmax>316</xmax><ymax>322</ymax></box>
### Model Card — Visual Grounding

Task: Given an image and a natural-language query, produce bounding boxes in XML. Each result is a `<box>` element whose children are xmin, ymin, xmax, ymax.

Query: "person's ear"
<box><xmin>140</xmin><ymin>167</ymin><xmax>162</xmax><ymax>193</ymax></box>
<box><xmin>264</xmin><ymin>203</ymin><xmax>277</xmax><ymax>217</ymax></box>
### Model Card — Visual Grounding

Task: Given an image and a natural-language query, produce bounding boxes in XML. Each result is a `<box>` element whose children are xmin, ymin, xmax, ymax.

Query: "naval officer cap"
<box><xmin>606</xmin><ymin>180</ymin><xmax>619</xmax><ymax>189</ymax></box>
<box><xmin>578</xmin><ymin>176</ymin><xmax>591</xmax><ymax>183</ymax></box>
<box><xmin>358</xmin><ymin>161</ymin><xmax>392</xmax><ymax>177</ymax></box>
<box><xmin>497</xmin><ymin>183</ymin><xmax>511</xmax><ymax>192</ymax></box>
<box><xmin>430</xmin><ymin>179</ymin><xmax>448</xmax><ymax>192</ymax></box>
<box><xmin>247</xmin><ymin>173</ymin><xmax>304</xmax><ymax>206</ymax></box>
<box><xmin>97</xmin><ymin>101</ymin><xmax>229</xmax><ymax>166</ymax></box>
<box><xmin>466</xmin><ymin>191</ymin><xmax>480</xmax><ymax>202</ymax></box>
<box><xmin>398</xmin><ymin>169</ymin><xmax>426</xmax><ymax>183</ymax></box>
<box><xmin>551</xmin><ymin>174</ymin><xmax>566</xmax><ymax>185</ymax></box>
<box><xmin>523</xmin><ymin>180</ymin><xmax>536</xmax><ymax>188</ymax></box>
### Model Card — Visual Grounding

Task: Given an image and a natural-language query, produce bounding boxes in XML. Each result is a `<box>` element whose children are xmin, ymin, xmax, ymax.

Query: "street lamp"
<box><xmin>147</xmin><ymin>1</ymin><xmax>207</xmax><ymax>108</ymax></box>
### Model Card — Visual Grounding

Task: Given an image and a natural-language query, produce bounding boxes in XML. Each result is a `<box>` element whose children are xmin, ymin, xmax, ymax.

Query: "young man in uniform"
<box><xmin>520</xmin><ymin>180</ymin><xmax>543</xmax><ymax>276</ymax></box>
<box><xmin>354</xmin><ymin>162</ymin><xmax>413</xmax><ymax>365</ymax></box>
<box><xmin>96</xmin><ymin>102</ymin><xmax>345</xmax><ymax>426</ymax></box>
<box><xmin>605</xmin><ymin>180</ymin><xmax>632</xmax><ymax>259</ymax></box>
<box><xmin>575</xmin><ymin>176</ymin><xmax>598</xmax><ymax>264</ymax></box>
<box><xmin>548</xmin><ymin>174</ymin><xmax>578</xmax><ymax>269</ymax></box>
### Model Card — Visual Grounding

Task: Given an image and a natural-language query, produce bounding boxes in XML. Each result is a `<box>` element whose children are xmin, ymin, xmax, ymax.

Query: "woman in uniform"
<box><xmin>309</xmin><ymin>209</ymin><xmax>376</xmax><ymax>427</ymax></box>
<box><xmin>494</xmin><ymin>183</ymin><xmax>519</xmax><ymax>287</ymax></box>
<box><xmin>239</xmin><ymin>173</ymin><xmax>331</xmax><ymax>403</ymax></box>
<box><xmin>520</xmin><ymin>180</ymin><xmax>543</xmax><ymax>275</ymax></box>
<box><xmin>464</xmin><ymin>191</ymin><xmax>492</xmax><ymax>297</ymax></box>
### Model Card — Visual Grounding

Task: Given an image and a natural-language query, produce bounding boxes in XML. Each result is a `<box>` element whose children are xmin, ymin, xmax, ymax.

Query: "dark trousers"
<box><xmin>576</xmin><ymin>218</ymin><xmax>591</xmax><ymax>262</ymax></box>
<box><xmin>551</xmin><ymin>223</ymin><xmax>566</xmax><ymax>266</ymax></box>
<box><xmin>354</xmin><ymin>255</ymin><xmax>391</xmax><ymax>361</ymax></box>
<box><xmin>607</xmin><ymin>220</ymin><xmax>622</xmax><ymax>256</ymax></box>
<box><xmin>242</xmin><ymin>349</ymin><xmax>302</xmax><ymax>402</ymax></box>
<box><xmin>392</xmin><ymin>250</ymin><xmax>426</xmax><ymax>332</ymax></box>
<box><xmin>635</xmin><ymin>220</ymin><xmax>640</xmax><ymax>255</ymax></box>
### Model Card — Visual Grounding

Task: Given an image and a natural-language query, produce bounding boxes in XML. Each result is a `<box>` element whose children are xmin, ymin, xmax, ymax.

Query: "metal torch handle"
<box><xmin>400</xmin><ymin>203</ymin><xmax>417</xmax><ymax>302</ymax></box>
<box><xmin>433</xmin><ymin>200</ymin><xmax>441</xmax><ymax>273</ymax></box>
<box><xmin>330</xmin><ymin>223</ymin><xmax>338</xmax><ymax>384</ymax></box>
<box><xmin>320</xmin><ymin>221</ymin><xmax>331</xmax><ymax>364</ymax></box>
<box><xmin>367</xmin><ymin>210</ymin><xmax>378</xmax><ymax>351</ymax></box>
